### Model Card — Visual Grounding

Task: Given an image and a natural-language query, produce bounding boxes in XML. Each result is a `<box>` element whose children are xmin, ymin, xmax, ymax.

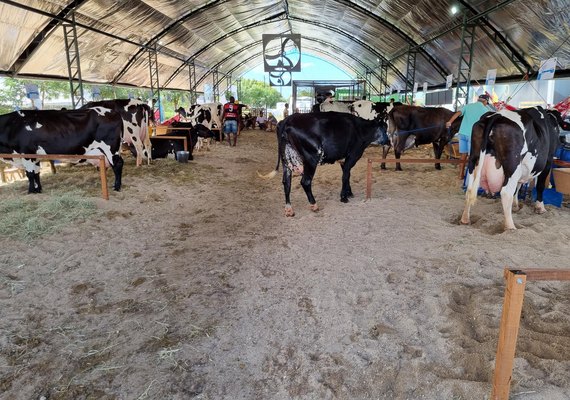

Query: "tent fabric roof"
<box><xmin>1</xmin><ymin>0</ymin><xmax>568</xmax><ymax>95</ymax></box>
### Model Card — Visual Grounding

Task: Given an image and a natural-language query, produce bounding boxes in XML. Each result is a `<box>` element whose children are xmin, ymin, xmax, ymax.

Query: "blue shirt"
<box><xmin>458</xmin><ymin>101</ymin><xmax>491</xmax><ymax>137</ymax></box>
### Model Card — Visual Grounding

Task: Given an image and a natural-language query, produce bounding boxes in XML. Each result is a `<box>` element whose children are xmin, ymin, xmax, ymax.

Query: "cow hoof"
<box><xmin>380</xmin><ymin>165</ymin><xmax>387</xmax><ymax>170</ymax></box>
<box><xmin>310</xmin><ymin>204</ymin><xmax>319</xmax><ymax>212</ymax></box>
<box><xmin>534</xmin><ymin>207</ymin><xmax>546</xmax><ymax>215</ymax></box>
<box><xmin>340</xmin><ymin>197</ymin><xmax>349</xmax><ymax>203</ymax></box>
<box><xmin>396</xmin><ymin>167</ymin><xmax>403</xmax><ymax>172</ymax></box>
<box><xmin>347</xmin><ymin>192</ymin><xmax>354</xmax><ymax>198</ymax></box>
<box><xmin>460</xmin><ymin>218</ymin><xmax>470</xmax><ymax>225</ymax></box>
<box><xmin>435</xmin><ymin>165</ymin><xmax>442</xmax><ymax>170</ymax></box>
<box><xmin>284</xmin><ymin>207</ymin><xmax>295</xmax><ymax>217</ymax></box>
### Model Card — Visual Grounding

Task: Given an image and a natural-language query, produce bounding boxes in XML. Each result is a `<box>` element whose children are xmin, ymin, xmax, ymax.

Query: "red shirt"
<box><xmin>223</xmin><ymin>103</ymin><xmax>239</xmax><ymax>120</ymax></box>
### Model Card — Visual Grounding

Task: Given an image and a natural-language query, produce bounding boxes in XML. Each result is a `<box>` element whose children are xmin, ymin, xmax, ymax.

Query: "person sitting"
<box><xmin>256</xmin><ymin>111</ymin><xmax>268</xmax><ymax>130</ymax></box>
<box><xmin>266</xmin><ymin>113</ymin><xmax>278</xmax><ymax>131</ymax></box>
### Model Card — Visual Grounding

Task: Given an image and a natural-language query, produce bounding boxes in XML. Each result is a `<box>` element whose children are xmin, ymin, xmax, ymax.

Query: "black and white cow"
<box><xmin>187</xmin><ymin>103</ymin><xmax>223</xmax><ymax>131</ymax></box>
<box><xmin>0</xmin><ymin>107</ymin><xmax>124</xmax><ymax>193</ymax></box>
<box><xmin>351</xmin><ymin>100</ymin><xmax>403</xmax><ymax>121</ymax></box>
<box><xmin>149</xmin><ymin>122</ymin><xmax>215</xmax><ymax>160</ymax></box>
<box><xmin>461</xmin><ymin>107</ymin><xmax>569</xmax><ymax>231</ymax></box>
<box><xmin>319</xmin><ymin>98</ymin><xmax>352</xmax><ymax>113</ymax></box>
<box><xmin>386</xmin><ymin>105</ymin><xmax>463</xmax><ymax>170</ymax></box>
<box><xmin>82</xmin><ymin>99</ymin><xmax>153</xmax><ymax>165</ymax></box>
<box><xmin>259</xmin><ymin>112</ymin><xmax>389</xmax><ymax>216</ymax></box>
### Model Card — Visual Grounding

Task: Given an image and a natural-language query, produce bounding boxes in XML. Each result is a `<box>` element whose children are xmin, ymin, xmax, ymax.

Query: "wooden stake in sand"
<box><xmin>491</xmin><ymin>268</ymin><xmax>570</xmax><ymax>399</ymax></box>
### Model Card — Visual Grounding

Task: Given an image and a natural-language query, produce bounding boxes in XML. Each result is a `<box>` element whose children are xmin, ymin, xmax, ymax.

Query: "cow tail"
<box><xmin>465</xmin><ymin>114</ymin><xmax>500</xmax><ymax>206</ymax></box>
<box><xmin>257</xmin><ymin>121</ymin><xmax>283</xmax><ymax>179</ymax></box>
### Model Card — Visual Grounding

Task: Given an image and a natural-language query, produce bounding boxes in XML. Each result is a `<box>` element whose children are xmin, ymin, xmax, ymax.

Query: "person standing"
<box><xmin>283</xmin><ymin>103</ymin><xmax>290</xmax><ymax>119</ymax></box>
<box><xmin>222</xmin><ymin>96</ymin><xmax>239</xmax><ymax>146</ymax></box>
<box><xmin>446</xmin><ymin>93</ymin><xmax>492</xmax><ymax>177</ymax></box>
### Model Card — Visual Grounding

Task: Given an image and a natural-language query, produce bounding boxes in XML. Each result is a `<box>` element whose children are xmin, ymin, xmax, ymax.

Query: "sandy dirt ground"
<box><xmin>1</xmin><ymin>128</ymin><xmax>570</xmax><ymax>400</ymax></box>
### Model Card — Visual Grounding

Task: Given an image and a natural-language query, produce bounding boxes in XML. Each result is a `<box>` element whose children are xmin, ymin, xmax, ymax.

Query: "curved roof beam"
<box><xmin>3</xmin><ymin>0</ymin><xmax>90</xmax><ymax>74</ymax></box>
<box><xmin>119</xmin><ymin>0</ymin><xmax>448</xmax><ymax>86</ymax></box>
<box><xmin>164</xmin><ymin>16</ymin><xmax>407</xmax><ymax>89</ymax></box>
<box><xmin>457</xmin><ymin>0</ymin><xmax>532</xmax><ymax>74</ymax></box>
<box><xmin>334</xmin><ymin>0</ymin><xmax>448</xmax><ymax>80</ymax></box>
<box><xmin>194</xmin><ymin>39</ymin><xmax>382</xmax><ymax>95</ymax></box>
<box><xmin>389</xmin><ymin>0</ymin><xmax>532</xmax><ymax>74</ymax></box>
<box><xmin>112</xmin><ymin>0</ymin><xmax>227</xmax><ymax>83</ymax></box>
<box><xmin>162</xmin><ymin>12</ymin><xmax>289</xmax><ymax>87</ymax></box>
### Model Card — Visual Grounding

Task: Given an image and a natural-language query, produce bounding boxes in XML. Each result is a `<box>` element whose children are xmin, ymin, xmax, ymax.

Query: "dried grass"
<box><xmin>0</xmin><ymin>191</ymin><xmax>97</xmax><ymax>240</ymax></box>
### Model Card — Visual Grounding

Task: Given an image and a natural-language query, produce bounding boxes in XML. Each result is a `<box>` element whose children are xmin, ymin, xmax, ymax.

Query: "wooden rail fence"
<box><xmin>0</xmin><ymin>153</ymin><xmax>110</xmax><ymax>200</ymax></box>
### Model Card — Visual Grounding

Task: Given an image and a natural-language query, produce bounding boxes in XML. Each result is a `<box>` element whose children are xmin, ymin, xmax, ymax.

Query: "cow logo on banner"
<box><xmin>262</xmin><ymin>34</ymin><xmax>301</xmax><ymax>87</ymax></box>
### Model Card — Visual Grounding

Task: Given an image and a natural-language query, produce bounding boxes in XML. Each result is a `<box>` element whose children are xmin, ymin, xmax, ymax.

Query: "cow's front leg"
<box><xmin>25</xmin><ymin>170</ymin><xmax>42</xmax><ymax>193</ymax></box>
<box><xmin>394</xmin><ymin>150</ymin><xmax>403</xmax><ymax>171</ymax></box>
<box><xmin>381</xmin><ymin>144</ymin><xmax>391</xmax><ymax>170</ymax></box>
<box><xmin>282</xmin><ymin>167</ymin><xmax>295</xmax><ymax>217</ymax></box>
<box><xmin>111</xmin><ymin>154</ymin><xmax>124</xmax><ymax>191</ymax></box>
<box><xmin>340</xmin><ymin>156</ymin><xmax>361</xmax><ymax>202</ymax></box>
<box><xmin>433</xmin><ymin>142</ymin><xmax>444</xmax><ymax>170</ymax></box>
<box><xmin>300</xmin><ymin>164</ymin><xmax>319</xmax><ymax>211</ymax></box>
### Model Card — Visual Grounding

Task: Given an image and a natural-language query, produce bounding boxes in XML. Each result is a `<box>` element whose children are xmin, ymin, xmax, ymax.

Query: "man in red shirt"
<box><xmin>222</xmin><ymin>96</ymin><xmax>239</xmax><ymax>146</ymax></box>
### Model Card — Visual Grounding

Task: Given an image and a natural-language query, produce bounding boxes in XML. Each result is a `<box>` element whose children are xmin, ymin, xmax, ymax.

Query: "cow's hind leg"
<box><xmin>112</xmin><ymin>154</ymin><xmax>124</xmax><ymax>191</ymax></box>
<box><xmin>300</xmin><ymin>164</ymin><xmax>319</xmax><ymax>211</ymax></box>
<box><xmin>533</xmin><ymin>168</ymin><xmax>550</xmax><ymax>214</ymax></box>
<box><xmin>282</xmin><ymin>167</ymin><xmax>295</xmax><ymax>217</ymax></box>
<box><xmin>433</xmin><ymin>141</ymin><xmax>445</xmax><ymax>170</ymax></box>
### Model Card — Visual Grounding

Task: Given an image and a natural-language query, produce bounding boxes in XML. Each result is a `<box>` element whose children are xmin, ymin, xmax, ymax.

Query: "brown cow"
<box><xmin>384</xmin><ymin>105</ymin><xmax>462</xmax><ymax>170</ymax></box>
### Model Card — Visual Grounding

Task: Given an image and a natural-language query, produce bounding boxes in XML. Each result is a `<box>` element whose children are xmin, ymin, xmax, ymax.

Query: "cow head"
<box><xmin>351</xmin><ymin>100</ymin><xmax>379</xmax><ymax>121</ymax></box>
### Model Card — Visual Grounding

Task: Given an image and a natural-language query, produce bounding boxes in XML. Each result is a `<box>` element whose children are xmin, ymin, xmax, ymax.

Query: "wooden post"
<box><xmin>491</xmin><ymin>269</ymin><xmax>527</xmax><ymax>400</ymax></box>
<box><xmin>366</xmin><ymin>159</ymin><xmax>373</xmax><ymax>200</ymax></box>
<box><xmin>98</xmin><ymin>155</ymin><xmax>109</xmax><ymax>200</ymax></box>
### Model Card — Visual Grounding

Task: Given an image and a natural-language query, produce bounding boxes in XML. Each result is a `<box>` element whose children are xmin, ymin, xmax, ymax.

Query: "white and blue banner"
<box><xmin>538</xmin><ymin>58</ymin><xmax>557</xmax><ymax>80</ymax></box>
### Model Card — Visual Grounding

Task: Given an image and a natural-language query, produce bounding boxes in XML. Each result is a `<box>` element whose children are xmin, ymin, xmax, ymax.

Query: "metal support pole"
<box><xmin>226</xmin><ymin>74</ymin><xmax>232</xmax><ymax>99</ymax></box>
<box><xmin>188</xmin><ymin>61</ymin><xmax>196</xmax><ymax>105</ymax></box>
<box><xmin>404</xmin><ymin>47</ymin><xmax>417</xmax><ymax>104</ymax></box>
<box><xmin>212</xmin><ymin>69</ymin><xmax>220</xmax><ymax>103</ymax></box>
<box><xmin>62</xmin><ymin>12</ymin><xmax>85</xmax><ymax>109</ymax></box>
<box><xmin>148</xmin><ymin>43</ymin><xmax>162</xmax><ymax>122</ymax></box>
<box><xmin>454</xmin><ymin>12</ymin><xmax>477</xmax><ymax>111</ymax></box>
<box><xmin>236</xmin><ymin>78</ymin><xmax>242</xmax><ymax>101</ymax></box>
<box><xmin>380</xmin><ymin>61</ymin><xmax>389</xmax><ymax>101</ymax></box>
<box><xmin>365</xmin><ymin>69</ymin><xmax>372</xmax><ymax>100</ymax></box>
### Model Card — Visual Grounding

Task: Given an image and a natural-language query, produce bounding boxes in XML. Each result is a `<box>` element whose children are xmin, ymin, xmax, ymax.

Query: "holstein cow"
<box><xmin>259</xmin><ymin>112</ymin><xmax>389</xmax><ymax>216</ymax></box>
<box><xmin>461</xmin><ymin>107</ymin><xmax>569</xmax><ymax>231</ymax></box>
<box><xmin>319</xmin><ymin>97</ymin><xmax>352</xmax><ymax>113</ymax></box>
<box><xmin>385</xmin><ymin>105</ymin><xmax>462</xmax><ymax>170</ymax></box>
<box><xmin>0</xmin><ymin>108</ymin><xmax>124</xmax><ymax>193</ymax></box>
<box><xmin>82</xmin><ymin>99</ymin><xmax>153</xmax><ymax>165</ymax></box>
<box><xmin>188</xmin><ymin>103</ymin><xmax>223</xmax><ymax>130</ymax></box>
<box><xmin>150</xmin><ymin>122</ymin><xmax>215</xmax><ymax>160</ymax></box>
<box><xmin>351</xmin><ymin>100</ymin><xmax>403</xmax><ymax>122</ymax></box>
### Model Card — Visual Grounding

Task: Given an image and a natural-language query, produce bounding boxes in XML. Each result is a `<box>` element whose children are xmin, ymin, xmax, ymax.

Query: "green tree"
<box><xmin>239</xmin><ymin>78</ymin><xmax>285</xmax><ymax>108</ymax></box>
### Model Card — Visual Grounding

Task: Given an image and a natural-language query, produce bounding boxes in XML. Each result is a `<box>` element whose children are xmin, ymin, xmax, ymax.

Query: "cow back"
<box><xmin>0</xmin><ymin>108</ymin><xmax>122</xmax><ymax>156</ymax></box>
